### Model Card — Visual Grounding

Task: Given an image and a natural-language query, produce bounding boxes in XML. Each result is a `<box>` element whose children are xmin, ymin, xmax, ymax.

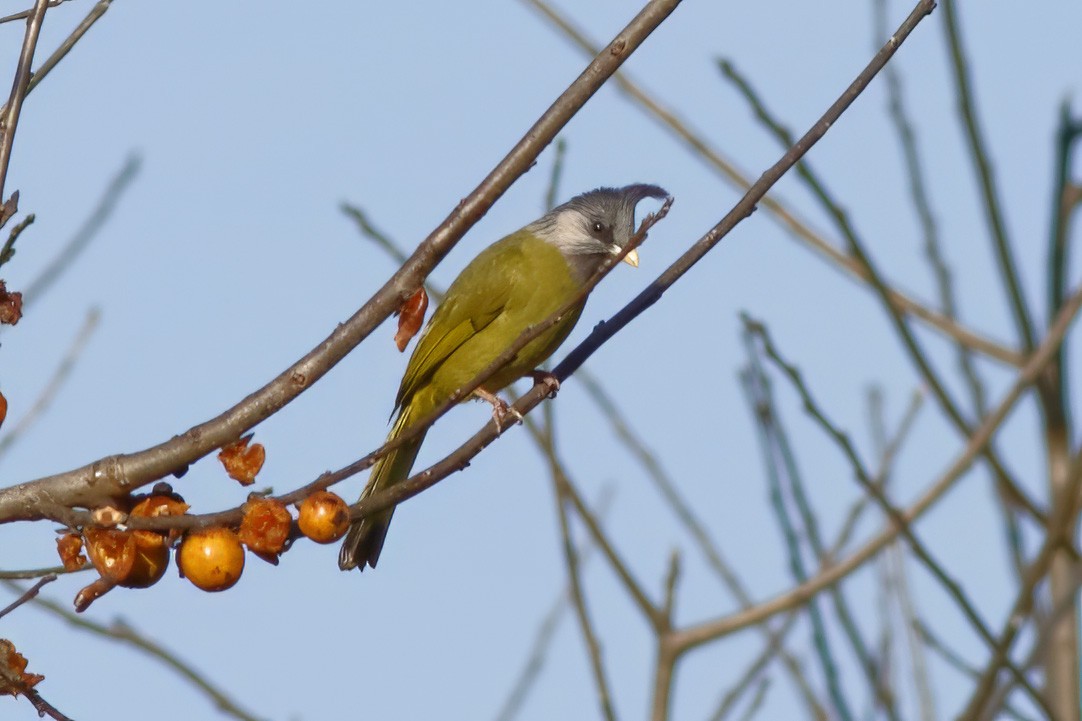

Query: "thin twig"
<box><xmin>0</xmin><ymin>573</ymin><xmax>54</xmax><ymax>619</ymax></box>
<box><xmin>0</xmin><ymin>212</ymin><xmax>34</xmax><ymax>268</ymax></box>
<box><xmin>868</xmin><ymin>386</ymin><xmax>936</xmax><ymax>721</ymax></box>
<box><xmin>940</xmin><ymin>0</ymin><xmax>1034</xmax><ymax>352</ymax></box>
<box><xmin>3</xmin><ymin>0</ymin><xmax>113</xmax><ymax>111</ymax></box>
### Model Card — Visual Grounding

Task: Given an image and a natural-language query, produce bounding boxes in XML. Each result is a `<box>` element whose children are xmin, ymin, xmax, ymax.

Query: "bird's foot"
<box><xmin>473</xmin><ymin>388</ymin><xmax>523</xmax><ymax>431</ymax></box>
<box><xmin>528</xmin><ymin>370</ymin><xmax>561</xmax><ymax>399</ymax></box>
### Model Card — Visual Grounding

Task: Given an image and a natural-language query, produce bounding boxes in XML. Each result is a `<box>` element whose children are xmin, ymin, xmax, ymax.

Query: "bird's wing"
<box><xmin>393</xmin><ymin>236</ymin><xmax>520</xmax><ymax>409</ymax></box>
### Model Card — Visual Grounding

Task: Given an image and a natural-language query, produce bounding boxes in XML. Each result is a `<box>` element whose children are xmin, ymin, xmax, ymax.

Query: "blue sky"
<box><xmin>2</xmin><ymin>1</ymin><xmax>1081</xmax><ymax>719</ymax></box>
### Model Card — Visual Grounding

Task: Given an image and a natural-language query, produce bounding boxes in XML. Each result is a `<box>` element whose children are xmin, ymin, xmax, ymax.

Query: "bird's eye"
<box><xmin>592</xmin><ymin>221</ymin><xmax>605</xmax><ymax>234</ymax></box>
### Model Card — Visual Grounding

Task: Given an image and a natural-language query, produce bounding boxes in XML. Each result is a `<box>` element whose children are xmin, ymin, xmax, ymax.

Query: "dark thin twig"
<box><xmin>21</xmin><ymin>688</ymin><xmax>74</xmax><ymax>721</ymax></box>
<box><xmin>2</xmin><ymin>580</ymin><xmax>268</xmax><ymax>721</ymax></box>
<box><xmin>0</xmin><ymin>573</ymin><xmax>54</xmax><ymax>619</ymax></box>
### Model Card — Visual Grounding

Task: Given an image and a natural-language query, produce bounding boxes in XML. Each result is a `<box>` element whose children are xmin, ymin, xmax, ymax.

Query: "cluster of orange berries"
<box><xmin>57</xmin><ymin>436</ymin><xmax>352</xmax><ymax>611</ymax></box>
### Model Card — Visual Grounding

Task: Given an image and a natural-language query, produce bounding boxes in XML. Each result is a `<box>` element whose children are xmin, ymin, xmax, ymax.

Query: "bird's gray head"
<box><xmin>527</xmin><ymin>184</ymin><xmax>668</xmax><ymax>282</ymax></box>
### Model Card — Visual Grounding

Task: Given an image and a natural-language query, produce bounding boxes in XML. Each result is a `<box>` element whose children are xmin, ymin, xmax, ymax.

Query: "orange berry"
<box><xmin>297</xmin><ymin>491</ymin><xmax>350</xmax><ymax>544</ymax></box>
<box><xmin>177</xmin><ymin>528</ymin><xmax>245</xmax><ymax>592</ymax></box>
<box><xmin>237</xmin><ymin>497</ymin><xmax>292</xmax><ymax>555</ymax></box>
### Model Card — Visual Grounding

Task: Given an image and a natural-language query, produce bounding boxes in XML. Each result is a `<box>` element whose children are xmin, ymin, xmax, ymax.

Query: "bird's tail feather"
<box><xmin>338</xmin><ymin>405</ymin><xmax>425</xmax><ymax>571</ymax></box>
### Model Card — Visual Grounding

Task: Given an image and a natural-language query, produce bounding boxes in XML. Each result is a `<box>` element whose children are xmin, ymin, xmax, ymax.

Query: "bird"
<box><xmin>339</xmin><ymin>183</ymin><xmax>668</xmax><ymax>571</ymax></box>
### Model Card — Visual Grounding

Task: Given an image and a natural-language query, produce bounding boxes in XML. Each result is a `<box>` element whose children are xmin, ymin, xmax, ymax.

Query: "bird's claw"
<box><xmin>473</xmin><ymin>388</ymin><xmax>523</xmax><ymax>431</ymax></box>
<box><xmin>529</xmin><ymin>370</ymin><xmax>561</xmax><ymax>399</ymax></box>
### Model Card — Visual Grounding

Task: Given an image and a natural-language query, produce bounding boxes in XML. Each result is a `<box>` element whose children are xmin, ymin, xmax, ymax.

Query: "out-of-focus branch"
<box><xmin>717</xmin><ymin>57</ymin><xmax>1042</xmax><ymax>527</ymax></box>
<box><xmin>941</xmin><ymin>0</ymin><xmax>1034</xmax><ymax>353</ymax></box>
<box><xmin>0</xmin><ymin>307</ymin><xmax>100</xmax><ymax>460</ymax></box>
<box><xmin>670</xmin><ymin>281</ymin><xmax>1082</xmax><ymax>652</ymax></box>
<box><xmin>741</xmin><ymin>345</ymin><xmax>895</xmax><ymax>720</ymax></box>
<box><xmin>743</xmin><ymin>314</ymin><xmax>1049</xmax><ymax>714</ymax></box>
<box><xmin>23</xmin><ymin>155</ymin><xmax>141</xmax><ymax>305</ymax></box>
<box><xmin>1</xmin><ymin>581</ymin><xmax>267</xmax><ymax>721</ymax></box>
<box><xmin>957</xmin><ymin>448</ymin><xmax>1082</xmax><ymax>719</ymax></box>
<box><xmin>578</xmin><ymin>372</ymin><xmax>826</xmax><ymax>713</ymax></box>
<box><xmin>868</xmin><ymin>388</ymin><xmax>936</xmax><ymax>721</ymax></box>
<box><xmin>492</xmin><ymin>484</ymin><xmax>614</xmax><ymax>721</ymax></box>
<box><xmin>521</xmin><ymin>0</ymin><xmax>1022</xmax><ymax>369</ymax></box>
<box><xmin>553</xmin><ymin>473</ymin><xmax>617</xmax><ymax>721</ymax></box>
<box><xmin>0</xmin><ymin>0</ymin><xmax>682</xmax><ymax>523</ymax></box>
<box><xmin>1047</xmin><ymin>101</ymin><xmax>1082</xmax><ymax>424</ymax></box>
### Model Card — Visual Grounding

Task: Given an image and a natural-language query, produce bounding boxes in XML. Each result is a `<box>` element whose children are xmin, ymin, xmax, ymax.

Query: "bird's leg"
<box><xmin>528</xmin><ymin>370</ymin><xmax>561</xmax><ymax>399</ymax></box>
<box><xmin>472</xmin><ymin>388</ymin><xmax>523</xmax><ymax>431</ymax></box>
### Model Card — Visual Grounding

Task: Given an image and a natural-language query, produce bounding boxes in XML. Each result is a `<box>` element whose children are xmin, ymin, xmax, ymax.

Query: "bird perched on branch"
<box><xmin>339</xmin><ymin>184</ymin><xmax>668</xmax><ymax>571</ymax></box>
